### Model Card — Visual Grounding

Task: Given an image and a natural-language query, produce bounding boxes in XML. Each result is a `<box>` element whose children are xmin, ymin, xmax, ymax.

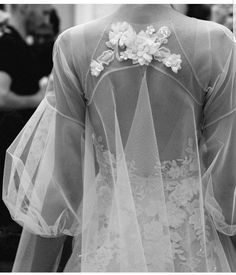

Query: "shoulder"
<box><xmin>54</xmin><ymin>15</ymin><xmax>112</xmax><ymax>72</ymax></box>
<box><xmin>194</xmin><ymin>20</ymin><xmax>234</xmax><ymax>88</ymax></box>
<box><xmin>175</xmin><ymin>12</ymin><xmax>233</xmax><ymax>45</ymax></box>
<box><xmin>197</xmin><ymin>19</ymin><xmax>234</xmax><ymax>49</ymax></box>
<box><xmin>206</xmin><ymin>20</ymin><xmax>233</xmax><ymax>39</ymax></box>
<box><xmin>55</xmin><ymin>14</ymin><xmax>111</xmax><ymax>53</ymax></box>
<box><xmin>58</xmin><ymin>15</ymin><xmax>110</xmax><ymax>41</ymax></box>
<box><xmin>203</xmin><ymin>20</ymin><xmax>234</xmax><ymax>69</ymax></box>
<box><xmin>185</xmin><ymin>18</ymin><xmax>234</xmax><ymax>66</ymax></box>
<box><xmin>172</xmin><ymin>14</ymin><xmax>234</xmax><ymax>88</ymax></box>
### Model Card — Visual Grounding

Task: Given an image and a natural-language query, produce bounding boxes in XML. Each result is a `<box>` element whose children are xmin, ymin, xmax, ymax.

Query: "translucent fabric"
<box><xmin>3</xmin><ymin>8</ymin><xmax>236</xmax><ymax>272</ymax></box>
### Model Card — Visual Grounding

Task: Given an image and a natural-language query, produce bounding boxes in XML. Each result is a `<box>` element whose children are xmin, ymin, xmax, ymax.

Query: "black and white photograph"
<box><xmin>0</xmin><ymin>2</ymin><xmax>236</xmax><ymax>272</ymax></box>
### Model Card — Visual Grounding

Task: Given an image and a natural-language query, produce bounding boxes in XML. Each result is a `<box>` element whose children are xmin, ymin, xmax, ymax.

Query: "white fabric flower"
<box><xmin>158</xmin><ymin>26</ymin><xmax>171</xmax><ymax>37</ymax></box>
<box><xmin>90</xmin><ymin>60</ymin><xmax>104</xmax><ymax>77</ymax></box>
<box><xmin>146</xmin><ymin>25</ymin><xmax>155</xmax><ymax>35</ymax></box>
<box><xmin>154</xmin><ymin>47</ymin><xmax>171</xmax><ymax>61</ymax></box>
<box><xmin>91</xmin><ymin>22</ymin><xmax>182</xmax><ymax>76</ymax></box>
<box><xmin>119</xmin><ymin>25</ymin><xmax>136</xmax><ymax>48</ymax></box>
<box><xmin>108</xmin><ymin>21</ymin><xmax>133</xmax><ymax>49</ymax></box>
<box><xmin>127</xmin><ymin>31</ymin><xmax>160</xmax><ymax>65</ymax></box>
<box><xmin>162</xmin><ymin>54</ymin><xmax>182</xmax><ymax>73</ymax></box>
<box><xmin>156</xmin><ymin>26</ymin><xmax>171</xmax><ymax>44</ymax></box>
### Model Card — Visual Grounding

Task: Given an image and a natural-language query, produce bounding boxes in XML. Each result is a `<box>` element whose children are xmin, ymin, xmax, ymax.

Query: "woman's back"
<box><xmin>67</xmin><ymin>5</ymin><xmax>232</xmax><ymax>156</ymax></box>
<box><xmin>3</xmin><ymin>5</ymin><xmax>236</xmax><ymax>272</ymax></box>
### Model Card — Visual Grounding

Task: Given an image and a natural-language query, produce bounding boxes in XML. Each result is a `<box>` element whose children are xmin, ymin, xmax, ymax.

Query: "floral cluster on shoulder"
<box><xmin>90</xmin><ymin>21</ymin><xmax>182</xmax><ymax>77</ymax></box>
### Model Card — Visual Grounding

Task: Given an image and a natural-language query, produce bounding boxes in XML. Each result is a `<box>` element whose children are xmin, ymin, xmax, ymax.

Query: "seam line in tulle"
<box><xmin>84</xmin><ymin>22</ymin><xmax>111</xmax><ymax>96</ymax></box>
<box><xmin>87</xmin><ymin>64</ymin><xmax>141</xmax><ymax>105</ymax></box>
<box><xmin>150</xmin><ymin>64</ymin><xmax>202</xmax><ymax>106</ymax></box>
<box><xmin>170</xmin><ymin>21</ymin><xmax>206</xmax><ymax>93</ymax></box>
<box><xmin>203</xmin><ymin>106</ymin><xmax>236</xmax><ymax>129</ymax></box>
<box><xmin>45</xmin><ymin>96</ymin><xmax>85</xmax><ymax>127</ymax></box>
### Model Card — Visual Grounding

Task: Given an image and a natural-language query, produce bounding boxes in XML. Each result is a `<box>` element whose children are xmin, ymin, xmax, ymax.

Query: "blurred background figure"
<box><xmin>1</xmin><ymin>4</ymin><xmax>235</xmax><ymax>33</ymax></box>
<box><xmin>28</xmin><ymin>8</ymin><xmax>60</xmax><ymax>81</ymax></box>
<box><xmin>28</xmin><ymin>8</ymin><xmax>60</xmax><ymax>45</ymax></box>
<box><xmin>0</xmin><ymin>4</ymin><xmax>58</xmax><ymax>271</ymax></box>
<box><xmin>0</xmin><ymin>10</ymin><xmax>9</xmax><ymax>37</ymax></box>
<box><xmin>183</xmin><ymin>4</ymin><xmax>234</xmax><ymax>32</ymax></box>
<box><xmin>185</xmin><ymin>4</ymin><xmax>211</xmax><ymax>20</ymax></box>
<box><xmin>210</xmin><ymin>4</ymin><xmax>234</xmax><ymax>32</ymax></box>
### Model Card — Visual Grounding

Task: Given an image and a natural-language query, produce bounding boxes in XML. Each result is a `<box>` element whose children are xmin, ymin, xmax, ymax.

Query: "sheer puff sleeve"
<box><xmin>202</xmin><ymin>24</ymin><xmax>236</xmax><ymax>236</ymax></box>
<box><xmin>2</xmin><ymin>30</ymin><xmax>86</xmax><ymax>237</ymax></box>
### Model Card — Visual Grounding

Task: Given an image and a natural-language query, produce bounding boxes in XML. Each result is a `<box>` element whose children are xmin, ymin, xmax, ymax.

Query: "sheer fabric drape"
<box><xmin>2</xmin><ymin>11</ymin><xmax>236</xmax><ymax>271</ymax></box>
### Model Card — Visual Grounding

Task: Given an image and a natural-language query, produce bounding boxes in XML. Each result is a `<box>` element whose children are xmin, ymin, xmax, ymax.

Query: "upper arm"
<box><xmin>203</xmin><ymin>24</ymin><xmax>235</xmax><ymax>129</ymax></box>
<box><xmin>201</xmin><ymin>25</ymin><xmax>236</xmax><ymax>232</ymax></box>
<box><xmin>52</xmin><ymin>28</ymin><xmax>86</xmax><ymax>124</ymax></box>
<box><xmin>208</xmin><ymin>23</ymin><xmax>234</xmax><ymax>90</ymax></box>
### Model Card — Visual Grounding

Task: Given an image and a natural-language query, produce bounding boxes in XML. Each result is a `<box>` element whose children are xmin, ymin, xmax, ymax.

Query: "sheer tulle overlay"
<box><xmin>2</xmin><ymin>9</ymin><xmax>236</xmax><ymax>271</ymax></box>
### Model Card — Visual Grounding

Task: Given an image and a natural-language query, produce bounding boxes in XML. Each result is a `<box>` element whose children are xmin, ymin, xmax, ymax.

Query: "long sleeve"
<box><xmin>2</xmin><ymin>29</ymin><xmax>86</xmax><ymax>238</ymax></box>
<box><xmin>202</xmin><ymin>24</ymin><xmax>236</xmax><ymax>235</ymax></box>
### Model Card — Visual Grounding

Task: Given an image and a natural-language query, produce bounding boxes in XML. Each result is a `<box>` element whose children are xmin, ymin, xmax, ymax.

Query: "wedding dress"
<box><xmin>2</xmin><ymin>6</ymin><xmax>236</xmax><ymax>272</ymax></box>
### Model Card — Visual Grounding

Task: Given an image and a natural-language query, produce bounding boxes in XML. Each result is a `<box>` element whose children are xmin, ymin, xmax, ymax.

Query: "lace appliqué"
<box><xmin>79</xmin><ymin>136</ymin><xmax>221</xmax><ymax>271</ymax></box>
<box><xmin>90</xmin><ymin>21</ymin><xmax>182</xmax><ymax>77</ymax></box>
<box><xmin>90</xmin><ymin>50</ymin><xmax>115</xmax><ymax>77</ymax></box>
<box><xmin>161</xmin><ymin>138</ymin><xmax>219</xmax><ymax>271</ymax></box>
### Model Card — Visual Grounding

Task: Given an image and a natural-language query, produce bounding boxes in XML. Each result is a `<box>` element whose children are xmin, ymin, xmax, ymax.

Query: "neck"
<box><xmin>9</xmin><ymin>14</ymin><xmax>27</xmax><ymax>39</ymax></box>
<box><xmin>114</xmin><ymin>4</ymin><xmax>173</xmax><ymax>24</ymax></box>
<box><xmin>122</xmin><ymin>4</ymin><xmax>171</xmax><ymax>10</ymax></box>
